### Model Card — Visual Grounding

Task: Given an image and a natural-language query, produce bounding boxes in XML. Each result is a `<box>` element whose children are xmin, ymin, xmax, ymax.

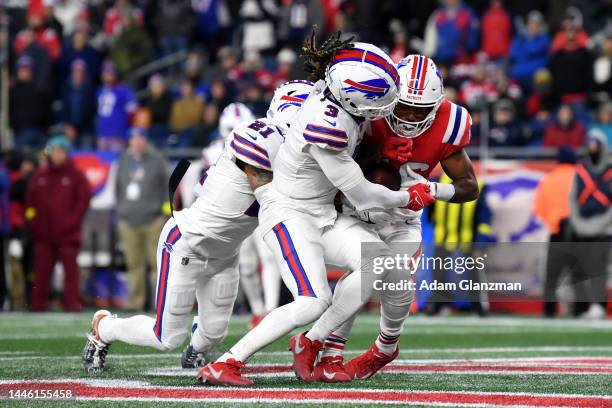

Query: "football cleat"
<box><xmin>344</xmin><ymin>343</ymin><xmax>399</xmax><ymax>380</ymax></box>
<box><xmin>288</xmin><ymin>332</ymin><xmax>322</xmax><ymax>382</ymax></box>
<box><xmin>82</xmin><ymin>309</ymin><xmax>113</xmax><ymax>373</ymax></box>
<box><xmin>196</xmin><ymin>359</ymin><xmax>254</xmax><ymax>386</ymax></box>
<box><xmin>181</xmin><ymin>344</ymin><xmax>206</xmax><ymax>369</ymax></box>
<box><xmin>313</xmin><ymin>356</ymin><xmax>352</xmax><ymax>383</ymax></box>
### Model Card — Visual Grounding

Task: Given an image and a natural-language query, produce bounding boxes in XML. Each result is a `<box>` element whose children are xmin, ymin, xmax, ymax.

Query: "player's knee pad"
<box><xmin>288</xmin><ymin>296</ymin><xmax>330</xmax><ymax>327</ymax></box>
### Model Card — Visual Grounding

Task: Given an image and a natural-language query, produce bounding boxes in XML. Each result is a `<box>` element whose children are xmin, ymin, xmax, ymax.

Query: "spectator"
<box><xmin>229</xmin><ymin>50</ymin><xmax>273</xmax><ymax>95</ymax></box>
<box><xmin>61</xmin><ymin>59</ymin><xmax>97</xmax><ymax>148</ymax></box>
<box><xmin>6</xmin><ymin>151</ymin><xmax>37</xmax><ymax>311</ymax></box>
<box><xmin>169</xmin><ymin>80</ymin><xmax>205</xmax><ymax>146</ymax></box>
<box><xmin>14</xmin><ymin>9</ymin><xmax>61</xmax><ymax>60</ymax></box>
<box><xmin>534</xmin><ymin>147</ymin><xmax>577</xmax><ymax>317</ymax></box>
<box><xmin>96</xmin><ymin>61</ymin><xmax>138</xmax><ymax>151</ymax></box>
<box><xmin>590</xmin><ymin>102</ymin><xmax>612</xmax><ymax>145</ymax></box>
<box><xmin>0</xmin><ymin>163</ymin><xmax>8</xmax><ymax>310</ymax></box>
<box><xmin>144</xmin><ymin>74</ymin><xmax>173</xmax><ymax>147</ymax></box>
<box><xmin>183</xmin><ymin>54</ymin><xmax>210</xmax><ymax>101</ymax></box>
<box><xmin>549</xmin><ymin>14</ymin><xmax>592</xmax><ymax>109</ymax></box>
<box><xmin>389</xmin><ymin>28</ymin><xmax>417</xmax><ymax>64</ymax></box>
<box><xmin>488</xmin><ymin>98</ymin><xmax>523</xmax><ymax>146</ymax></box>
<box><xmin>525</xmin><ymin>68</ymin><xmax>556</xmax><ymax>119</ymax></box>
<box><xmin>191</xmin><ymin>104</ymin><xmax>220</xmax><ymax>148</ymax></box>
<box><xmin>481</xmin><ymin>0</ymin><xmax>512</xmax><ymax>60</ymax></box>
<box><xmin>26</xmin><ymin>136</ymin><xmax>91</xmax><ymax>312</ymax></box>
<box><xmin>153</xmin><ymin>0</ymin><xmax>193</xmax><ymax>57</ymax></box>
<box><xmin>9</xmin><ymin>56</ymin><xmax>51</xmax><ymax>149</ymax></box>
<box><xmin>492</xmin><ymin>67</ymin><xmax>523</xmax><ymax>113</ymax></box>
<box><xmin>115</xmin><ymin>128</ymin><xmax>169</xmax><ymax>311</ymax></box>
<box><xmin>543</xmin><ymin>105</ymin><xmax>586</xmax><ymax>148</ymax></box>
<box><xmin>52</xmin><ymin>0</ymin><xmax>88</xmax><ymax>36</ymax></box>
<box><xmin>240</xmin><ymin>0</ymin><xmax>278</xmax><ymax>53</ymax></box>
<box><xmin>208</xmin><ymin>79</ymin><xmax>232</xmax><ymax>111</ymax></box>
<box><xmin>191</xmin><ymin>0</ymin><xmax>223</xmax><ymax>47</ymax></box>
<box><xmin>59</xmin><ymin>24</ymin><xmax>102</xmax><ymax>83</ymax></box>
<box><xmin>424</xmin><ymin>0</ymin><xmax>479</xmax><ymax>66</ymax></box>
<box><xmin>110</xmin><ymin>11</ymin><xmax>153</xmax><ymax>78</ymax></box>
<box><xmin>459</xmin><ymin>63</ymin><xmax>497</xmax><ymax>111</ymax></box>
<box><xmin>243</xmin><ymin>83</ymin><xmax>269</xmax><ymax>117</ymax></box>
<box><xmin>270</xmin><ymin>48</ymin><xmax>297</xmax><ymax>90</ymax></box>
<box><xmin>12</xmin><ymin>28</ymin><xmax>53</xmax><ymax>91</ymax></box>
<box><xmin>278</xmin><ymin>0</ymin><xmax>325</xmax><ymax>48</ymax></box>
<box><xmin>568</xmin><ymin>129</ymin><xmax>611</xmax><ymax>319</ymax></box>
<box><xmin>509</xmin><ymin>11</ymin><xmax>550</xmax><ymax>92</ymax></box>
<box><xmin>592</xmin><ymin>33</ymin><xmax>612</xmax><ymax>103</ymax></box>
<box><xmin>104</xmin><ymin>0</ymin><xmax>144</xmax><ymax>38</ymax></box>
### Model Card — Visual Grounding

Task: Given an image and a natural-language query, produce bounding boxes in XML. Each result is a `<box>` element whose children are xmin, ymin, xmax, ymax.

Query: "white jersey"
<box><xmin>173</xmin><ymin>154</ymin><xmax>259</xmax><ymax>260</ymax></box>
<box><xmin>262</xmin><ymin>81</ymin><xmax>363</xmax><ymax>230</ymax></box>
<box><xmin>174</xmin><ymin>118</ymin><xmax>286</xmax><ymax>260</ymax></box>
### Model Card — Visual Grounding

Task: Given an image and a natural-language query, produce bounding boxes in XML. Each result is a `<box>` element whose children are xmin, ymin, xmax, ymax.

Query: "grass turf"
<box><xmin>0</xmin><ymin>312</ymin><xmax>611</xmax><ymax>407</ymax></box>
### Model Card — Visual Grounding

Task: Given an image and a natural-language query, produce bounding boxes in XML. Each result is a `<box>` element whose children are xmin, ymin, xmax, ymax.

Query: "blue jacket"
<box><xmin>509</xmin><ymin>33</ymin><xmax>550</xmax><ymax>83</ymax></box>
<box><xmin>434</xmin><ymin>4</ymin><xmax>479</xmax><ymax>63</ymax></box>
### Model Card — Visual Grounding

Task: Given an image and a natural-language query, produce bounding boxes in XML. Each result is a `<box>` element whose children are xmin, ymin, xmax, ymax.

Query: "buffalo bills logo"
<box><xmin>277</xmin><ymin>93</ymin><xmax>309</xmax><ymax>111</ymax></box>
<box><xmin>342</xmin><ymin>79</ymin><xmax>390</xmax><ymax>100</ymax></box>
<box><xmin>164</xmin><ymin>241</ymin><xmax>174</xmax><ymax>252</ymax></box>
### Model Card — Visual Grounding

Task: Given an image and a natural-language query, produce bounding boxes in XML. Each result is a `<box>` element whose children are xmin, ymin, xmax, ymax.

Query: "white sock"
<box><xmin>98</xmin><ymin>315</ymin><xmax>166</xmax><ymax>351</ymax></box>
<box><xmin>227</xmin><ymin>296</ymin><xmax>328</xmax><ymax>362</ymax></box>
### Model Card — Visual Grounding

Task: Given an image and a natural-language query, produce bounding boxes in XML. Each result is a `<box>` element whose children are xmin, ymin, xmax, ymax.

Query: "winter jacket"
<box><xmin>569</xmin><ymin>131</ymin><xmax>612</xmax><ymax>237</ymax></box>
<box><xmin>26</xmin><ymin>159</ymin><xmax>91</xmax><ymax>244</ymax></box>
<box><xmin>509</xmin><ymin>33</ymin><xmax>550</xmax><ymax>85</ymax></box>
<box><xmin>543</xmin><ymin>120</ymin><xmax>586</xmax><ymax>148</ymax></box>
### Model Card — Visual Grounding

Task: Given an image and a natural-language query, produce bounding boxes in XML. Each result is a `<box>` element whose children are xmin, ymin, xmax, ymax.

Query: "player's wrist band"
<box><xmin>432</xmin><ymin>182</ymin><xmax>455</xmax><ymax>202</ymax></box>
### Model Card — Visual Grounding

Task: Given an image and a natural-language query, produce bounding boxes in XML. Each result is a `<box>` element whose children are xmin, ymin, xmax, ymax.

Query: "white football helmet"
<box><xmin>326</xmin><ymin>42</ymin><xmax>400</xmax><ymax>120</ymax></box>
<box><xmin>266</xmin><ymin>80</ymin><xmax>314</xmax><ymax>133</ymax></box>
<box><xmin>386</xmin><ymin>55</ymin><xmax>444</xmax><ymax>138</ymax></box>
<box><xmin>219</xmin><ymin>102</ymin><xmax>255</xmax><ymax>142</ymax></box>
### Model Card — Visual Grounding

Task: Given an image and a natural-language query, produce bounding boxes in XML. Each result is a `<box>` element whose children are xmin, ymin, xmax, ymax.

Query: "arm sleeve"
<box><xmin>309</xmin><ymin>145</ymin><xmax>409</xmax><ymax>211</ymax></box>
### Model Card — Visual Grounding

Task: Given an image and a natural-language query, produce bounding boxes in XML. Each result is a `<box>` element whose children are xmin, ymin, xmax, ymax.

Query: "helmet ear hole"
<box><xmin>349</xmin><ymin>102</ymin><xmax>357</xmax><ymax>108</ymax></box>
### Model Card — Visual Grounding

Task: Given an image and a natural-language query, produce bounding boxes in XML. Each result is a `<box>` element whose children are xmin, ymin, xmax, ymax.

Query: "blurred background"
<box><xmin>0</xmin><ymin>0</ymin><xmax>609</xmax><ymax>318</ymax></box>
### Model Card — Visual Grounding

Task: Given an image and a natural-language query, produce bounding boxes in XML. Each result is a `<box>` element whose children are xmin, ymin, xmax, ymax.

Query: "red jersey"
<box><xmin>368</xmin><ymin>99</ymin><xmax>472</xmax><ymax>179</ymax></box>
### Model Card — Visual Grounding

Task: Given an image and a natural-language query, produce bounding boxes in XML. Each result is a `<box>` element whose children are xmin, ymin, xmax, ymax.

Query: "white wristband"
<box><xmin>431</xmin><ymin>182</ymin><xmax>455</xmax><ymax>202</ymax></box>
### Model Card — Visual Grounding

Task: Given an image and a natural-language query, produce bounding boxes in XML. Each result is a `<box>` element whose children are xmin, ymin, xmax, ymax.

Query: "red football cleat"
<box><xmin>248</xmin><ymin>314</ymin><xmax>264</xmax><ymax>329</ymax></box>
<box><xmin>196</xmin><ymin>359</ymin><xmax>254</xmax><ymax>386</ymax></box>
<box><xmin>344</xmin><ymin>343</ymin><xmax>399</xmax><ymax>380</ymax></box>
<box><xmin>288</xmin><ymin>332</ymin><xmax>322</xmax><ymax>382</ymax></box>
<box><xmin>313</xmin><ymin>356</ymin><xmax>352</xmax><ymax>383</ymax></box>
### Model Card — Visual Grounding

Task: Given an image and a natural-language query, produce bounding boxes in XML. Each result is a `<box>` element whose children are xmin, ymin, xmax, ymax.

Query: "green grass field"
<box><xmin>0</xmin><ymin>312</ymin><xmax>611</xmax><ymax>407</ymax></box>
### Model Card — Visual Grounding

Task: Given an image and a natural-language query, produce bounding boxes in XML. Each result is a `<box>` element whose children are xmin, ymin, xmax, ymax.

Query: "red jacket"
<box><xmin>481</xmin><ymin>5</ymin><xmax>512</xmax><ymax>58</ymax></box>
<box><xmin>26</xmin><ymin>159</ymin><xmax>91</xmax><ymax>245</ymax></box>
<box><xmin>543</xmin><ymin>121</ymin><xmax>586</xmax><ymax>148</ymax></box>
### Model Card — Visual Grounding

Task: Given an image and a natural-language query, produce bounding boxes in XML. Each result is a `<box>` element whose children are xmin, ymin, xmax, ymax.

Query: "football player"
<box><xmin>81</xmin><ymin>81</ymin><xmax>314</xmax><ymax>373</ymax></box>
<box><xmin>196</xmin><ymin>34</ymin><xmax>434</xmax><ymax>386</ymax></box>
<box><xmin>313</xmin><ymin>55</ymin><xmax>480</xmax><ymax>382</ymax></box>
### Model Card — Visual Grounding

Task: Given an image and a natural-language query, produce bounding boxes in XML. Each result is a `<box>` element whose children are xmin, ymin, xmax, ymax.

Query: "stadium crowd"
<box><xmin>0</xmin><ymin>0</ymin><xmax>611</xmax><ymax>312</ymax></box>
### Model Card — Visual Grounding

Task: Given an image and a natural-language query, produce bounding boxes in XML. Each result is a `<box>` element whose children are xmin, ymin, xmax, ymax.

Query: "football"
<box><xmin>364</xmin><ymin>162</ymin><xmax>402</xmax><ymax>191</ymax></box>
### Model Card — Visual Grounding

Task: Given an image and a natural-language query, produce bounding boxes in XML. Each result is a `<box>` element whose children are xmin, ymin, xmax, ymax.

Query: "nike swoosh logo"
<box><xmin>294</xmin><ymin>337</ymin><xmax>305</xmax><ymax>354</ymax></box>
<box><xmin>355</xmin><ymin>372</ymin><xmax>370</xmax><ymax>379</ymax></box>
<box><xmin>323</xmin><ymin>369</ymin><xmax>336</xmax><ymax>379</ymax></box>
<box><xmin>323</xmin><ymin>119</ymin><xmax>337</xmax><ymax>127</ymax></box>
<box><xmin>208</xmin><ymin>365</ymin><xmax>223</xmax><ymax>379</ymax></box>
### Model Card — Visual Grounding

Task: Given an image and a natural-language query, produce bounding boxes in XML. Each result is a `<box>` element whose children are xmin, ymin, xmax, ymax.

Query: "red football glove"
<box><xmin>379</xmin><ymin>135</ymin><xmax>412</xmax><ymax>164</ymax></box>
<box><xmin>405</xmin><ymin>183</ymin><xmax>436</xmax><ymax>211</ymax></box>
